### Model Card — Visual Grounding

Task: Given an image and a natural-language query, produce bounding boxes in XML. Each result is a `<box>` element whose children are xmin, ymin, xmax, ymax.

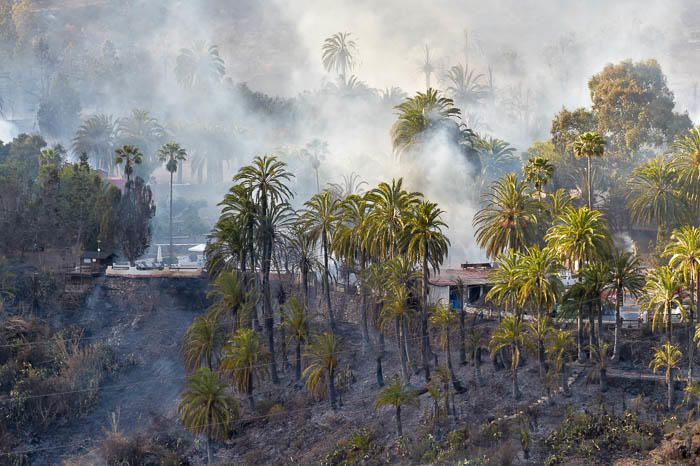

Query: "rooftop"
<box><xmin>429</xmin><ymin>265</ymin><xmax>492</xmax><ymax>287</ymax></box>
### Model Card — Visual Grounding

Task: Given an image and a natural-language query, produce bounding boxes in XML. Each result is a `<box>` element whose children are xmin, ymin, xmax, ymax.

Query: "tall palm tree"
<box><xmin>303</xmin><ymin>332</ymin><xmax>340</xmax><ymax>410</ymax></box>
<box><xmin>546</xmin><ymin>329</ymin><xmax>575</xmax><ymax>396</ymax></box>
<box><xmin>302</xmin><ymin>190</ymin><xmax>341</xmax><ymax>331</ymax></box>
<box><xmin>289</xmin><ymin>224</ymin><xmax>316</xmax><ymax>308</ymax></box>
<box><xmin>116</xmin><ymin>109</ymin><xmax>165</xmax><ymax>178</ymax></box>
<box><xmin>475</xmin><ymin>136</ymin><xmax>519</xmax><ymax>188</ymax></box>
<box><xmin>545</xmin><ymin>207</ymin><xmax>612</xmax><ymax>274</ymax></box>
<box><xmin>485</xmin><ymin>248</ymin><xmax>522</xmax><ymax>314</ymax></box>
<box><xmin>375</xmin><ymin>376</ymin><xmax>420</xmax><ymax>437</ymax></box>
<box><xmin>381</xmin><ymin>284</ymin><xmax>412</xmax><ymax>382</ymax></box>
<box><xmin>406</xmin><ymin>200</ymin><xmax>450</xmax><ymax>383</ymax></box>
<box><xmin>641</xmin><ymin>266</ymin><xmax>684</xmax><ymax>341</ymax></box>
<box><xmin>606</xmin><ymin>251</ymin><xmax>644</xmax><ymax>362</ymax></box>
<box><xmin>420</xmin><ymin>45</ymin><xmax>435</xmax><ymax>90</ymax></box>
<box><xmin>322</xmin><ymin>32</ymin><xmax>357</xmax><ymax>79</ymax></box>
<box><xmin>627</xmin><ymin>155</ymin><xmax>689</xmax><ymax>242</ymax></box>
<box><xmin>390</xmin><ymin>89</ymin><xmax>473</xmax><ymax>162</ymax></box>
<box><xmin>114</xmin><ymin>144</ymin><xmax>143</xmax><ymax>189</ymax></box>
<box><xmin>669</xmin><ymin>126</ymin><xmax>700</xmax><ymax>216</ymax></box>
<box><xmin>579</xmin><ymin>262</ymin><xmax>611</xmax><ymax>353</ymax></box>
<box><xmin>665</xmin><ymin>226</ymin><xmax>700</xmax><ymax>378</ymax></box>
<box><xmin>474</xmin><ymin>173</ymin><xmax>537</xmax><ymax>258</ymax></box>
<box><xmin>183</xmin><ymin>309</ymin><xmax>226</xmax><ymax>371</ymax></box>
<box><xmin>220</xmin><ymin>328</ymin><xmax>261</xmax><ymax>409</ymax></box>
<box><xmin>72</xmin><ymin>114</ymin><xmax>116</xmax><ymax>172</ymax></box>
<box><xmin>158</xmin><ymin>142</ymin><xmax>187</xmax><ymax>265</ymax></box>
<box><xmin>489</xmin><ymin>315</ymin><xmax>525</xmax><ymax>400</ymax></box>
<box><xmin>445</xmin><ymin>63</ymin><xmax>485</xmax><ymax>105</ymax></box>
<box><xmin>466</xmin><ymin>329</ymin><xmax>486</xmax><ymax>385</ymax></box>
<box><xmin>174</xmin><ymin>41</ymin><xmax>226</xmax><ymax>89</ymax></box>
<box><xmin>650</xmin><ymin>342</ymin><xmax>683</xmax><ymax>411</ymax></box>
<box><xmin>524</xmin><ymin>156</ymin><xmax>554</xmax><ymax>199</ymax></box>
<box><xmin>302</xmin><ymin>139</ymin><xmax>329</xmax><ymax>193</ymax></box>
<box><xmin>430</xmin><ymin>306</ymin><xmax>462</xmax><ymax>391</ymax></box>
<box><xmin>234</xmin><ymin>155</ymin><xmax>294</xmax><ymax>384</ymax></box>
<box><xmin>178</xmin><ymin>368</ymin><xmax>239</xmax><ymax>464</ymax></box>
<box><xmin>573</xmin><ymin>131</ymin><xmax>605</xmax><ymax>209</ymax></box>
<box><xmin>283</xmin><ymin>297</ymin><xmax>309</xmax><ymax>381</ymax></box>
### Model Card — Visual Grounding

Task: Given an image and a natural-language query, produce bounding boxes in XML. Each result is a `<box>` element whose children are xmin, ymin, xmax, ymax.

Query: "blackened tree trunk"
<box><xmin>322</xmin><ymin>231</ymin><xmax>335</xmax><ymax>332</ymax></box>
<box><xmin>329</xmin><ymin>367</ymin><xmax>337</xmax><ymax>410</ymax></box>
<box><xmin>421</xmin><ymin>255</ymin><xmax>431</xmax><ymax>382</ymax></box>
<box><xmin>396</xmin><ymin>405</ymin><xmax>403</xmax><ymax>437</ymax></box>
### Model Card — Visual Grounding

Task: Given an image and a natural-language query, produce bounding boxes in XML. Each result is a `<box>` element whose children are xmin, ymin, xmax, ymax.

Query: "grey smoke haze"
<box><xmin>2</xmin><ymin>0</ymin><xmax>699</xmax><ymax>264</ymax></box>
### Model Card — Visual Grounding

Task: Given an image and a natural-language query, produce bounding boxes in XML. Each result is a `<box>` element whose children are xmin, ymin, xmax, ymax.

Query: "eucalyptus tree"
<box><xmin>322</xmin><ymin>32</ymin><xmax>357</xmax><ymax>79</ymax></box>
<box><xmin>474</xmin><ymin>173</ymin><xmax>537</xmax><ymax>258</ymax></box>
<box><xmin>178</xmin><ymin>368</ymin><xmax>239</xmax><ymax>464</ymax></box>
<box><xmin>641</xmin><ymin>266</ymin><xmax>684</xmax><ymax>341</ymax></box>
<box><xmin>605</xmin><ymin>251</ymin><xmax>644</xmax><ymax>362</ymax></box>
<box><xmin>114</xmin><ymin>144</ymin><xmax>142</xmax><ymax>189</ymax></box>
<box><xmin>234</xmin><ymin>155</ymin><xmax>294</xmax><ymax>384</ymax></box>
<box><xmin>627</xmin><ymin>155</ymin><xmax>689</xmax><ymax>242</ymax></box>
<box><xmin>406</xmin><ymin>200</ymin><xmax>450</xmax><ymax>383</ymax></box>
<box><xmin>524</xmin><ymin>156</ymin><xmax>554</xmax><ymax>199</ymax></box>
<box><xmin>158</xmin><ymin>142</ymin><xmax>187</xmax><ymax>265</ymax></box>
<box><xmin>174</xmin><ymin>41</ymin><xmax>226</xmax><ymax>89</ymax></box>
<box><xmin>302</xmin><ymin>190</ymin><xmax>341</xmax><ymax>331</ymax></box>
<box><xmin>665</xmin><ymin>226</ymin><xmax>700</xmax><ymax>378</ymax></box>
<box><xmin>573</xmin><ymin>131</ymin><xmax>605</xmax><ymax>209</ymax></box>
<box><xmin>72</xmin><ymin>114</ymin><xmax>116</xmax><ymax>172</ymax></box>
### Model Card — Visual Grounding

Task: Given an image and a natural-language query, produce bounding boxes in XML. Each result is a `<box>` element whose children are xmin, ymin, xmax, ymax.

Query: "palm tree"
<box><xmin>475</xmin><ymin>137</ymin><xmax>519</xmax><ymax>188</ymax></box>
<box><xmin>445</xmin><ymin>63</ymin><xmax>485</xmax><ymax>105</ymax></box>
<box><xmin>526</xmin><ymin>314</ymin><xmax>555</xmax><ymax>381</ymax></box>
<box><xmin>573</xmin><ymin>131</ymin><xmax>605</xmax><ymax>209</ymax></box>
<box><xmin>283</xmin><ymin>297</ymin><xmax>309</xmax><ymax>381</ymax></box>
<box><xmin>474</xmin><ymin>173</ymin><xmax>537</xmax><ymax>258</ymax></box>
<box><xmin>650</xmin><ymin>342</ymin><xmax>683</xmax><ymax>411</ymax></box>
<box><xmin>517</xmin><ymin>246</ymin><xmax>562</xmax><ymax>377</ymax></box>
<box><xmin>627</xmin><ymin>155</ymin><xmax>689</xmax><ymax>242</ymax></box>
<box><xmin>406</xmin><ymin>200</ymin><xmax>450</xmax><ymax>383</ymax></box>
<box><xmin>524</xmin><ymin>156</ymin><xmax>554</xmax><ymax>199</ymax></box>
<box><xmin>303</xmin><ymin>332</ymin><xmax>340</xmax><ymax>410</ymax></box>
<box><xmin>116</xmin><ymin>109</ymin><xmax>165</xmax><ymax>178</ymax></box>
<box><xmin>322</xmin><ymin>32</ymin><xmax>357</xmax><ymax>79</ymax></box>
<box><xmin>420</xmin><ymin>45</ymin><xmax>435</xmax><ymax>90</ymax></box>
<box><xmin>490</xmin><ymin>315</ymin><xmax>526</xmax><ymax>400</ymax></box>
<box><xmin>207</xmin><ymin>271</ymin><xmax>250</xmax><ymax>329</ymax></box>
<box><xmin>234</xmin><ymin>155</ymin><xmax>294</xmax><ymax>384</ymax></box>
<box><xmin>606</xmin><ymin>251</ymin><xmax>644</xmax><ymax>362</ymax></box>
<box><xmin>158</xmin><ymin>142</ymin><xmax>187</xmax><ymax>265</ymax></box>
<box><xmin>669</xmin><ymin>126</ymin><xmax>700</xmax><ymax>215</ymax></box>
<box><xmin>302</xmin><ymin>190</ymin><xmax>340</xmax><ymax>331</ymax></box>
<box><xmin>381</xmin><ymin>285</ymin><xmax>412</xmax><ymax>382</ymax></box>
<box><xmin>72</xmin><ymin>114</ymin><xmax>116</xmax><ymax>172</ymax></box>
<box><xmin>485</xmin><ymin>248</ymin><xmax>522</xmax><ymax>314</ymax></box>
<box><xmin>546</xmin><ymin>188</ymin><xmax>572</xmax><ymax>221</ymax></box>
<box><xmin>666</xmin><ymin>226</ymin><xmax>700</xmax><ymax>378</ymax></box>
<box><xmin>580</xmin><ymin>262</ymin><xmax>610</xmax><ymax>353</ymax></box>
<box><xmin>183</xmin><ymin>310</ymin><xmax>226</xmax><ymax>371</ymax></box>
<box><xmin>174</xmin><ymin>41</ymin><xmax>226</xmax><ymax>89</ymax></box>
<box><xmin>546</xmin><ymin>329</ymin><xmax>575</xmax><ymax>396</ymax></box>
<box><xmin>302</xmin><ymin>139</ymin><xmax>329</xmax><ymax>193</ymax></box>
<box><xmin>390</xmin><ymin>89</ymin><xmax>473</xmax><ymax>162</ymax></box>
<box><xmin>545</xmin><ymin>207</ymin><xmax>612</xmax><ymax>274</ymax></box>
<box><xmin>220</xmin><ymin>328</ymin><xmax>261</xmax><ymax>409</ymax></box>
<box><xmin>590</xmin><ymin>341</ymin><xmax>611</xmax><ymax>392</ymax></box>
<box><xmin>375</xmin><ymin>376</ymin><xmax>420</xmax><ymax>437</ymax></box>
<box><xmin>430</xmin><ymin>306</ymin><xmax>462</xmax><ymax>391</ymax></box>
<box><xmin>114</xmin><ymin>144</ymin><xmax>142</xmax><ymax>189</ymax></box>
<box><xmin>178</xmin><ymin>368</ymin><xmax>239</xmax><ymax>464</ymax></box>
<box><xmin>641</xmin><ymin>266</ymin><xmax>685</xmax><ymax>341</ymax></box>
<box><xmin>466</xmin><ymin>330</ymin><xmax>487</xmax><ymax>385</ymax></box>
<box><xmin>289</xmin><ymin>224</ymin><xmax>316</xmax><ymax>308</ymax></box>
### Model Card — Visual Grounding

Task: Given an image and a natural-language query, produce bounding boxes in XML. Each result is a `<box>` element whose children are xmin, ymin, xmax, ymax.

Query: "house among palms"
<box><xmin>95</xmin><ymin>168</ymin><xmax>126</xmax><ymax>192</ymax></box>
<box><xmin>428</xmin><ymin>263</ymin><xmax>493</xmax><ymax>310</ymax></box>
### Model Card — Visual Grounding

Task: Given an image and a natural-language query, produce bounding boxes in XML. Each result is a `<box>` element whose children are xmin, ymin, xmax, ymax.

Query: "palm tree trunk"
<box><xmin>667</xmin><ymin>305</ymin><xmax>673</xmax><ymax>342</ymax></box>
<box><xmin>577</xmin><ymin>306</ymin><xmax>585</xmax><ymax>362</ymax></box>
<box><xmin>247</xmin><ymin>373</ymin><xmax>255</xmax><ymax>409</ymax></box>
<box><xmin>512</xmin><ymin>362</ymin><xmax>520</xmax><ymax>400</ymax></box>
<box><xmin>690</xmin><ymin>279</ymin><xmax>695</xmax><ymax>380</ymax></box>
<box><xmin>377</xmin><ymin>329</ymin><xmax>385</xmax><ymax>386</ymax></box>
<box><xmin>302</xmin><ymin>266</ymin><xmax>309</xmax><ymax>309</ymax></box>
<box><xmin>177</xmin><ymin>159</ymin><xmax>183</xmax><ymax>184</ymax></box>
<box><xmin>397</xmin><ymin>317</ymin><xmax>409</xmax><ymax>382</ymax></box>
<box><xmin>459</xmin><ymin>292</ymin><xmax>467</xmax><ymax>365</ymax></box>
<box><xmin>588</xmin><ymin>303</ymin><xmax>595</xmax><ymax>355</ymax></box>
<box><xmin>329</xmin><ymin>367</ymin><xmax>337</xmax><ymax>410</ymax></box>
<box><xmin>562</xmin><ymin>361</ymin><xmax>570</xmax><ymax>396</ymax></box>
<box><xmin>206</xmin><ymin>411</ymin><xmax>213</xmax><ymax>464</ymax></box>
<box><xmin>597</xmin><ymin>301</ymin><xmax>603</xmax><ymax>352</ymax></box>
<box><xmin>361</xmin><ymin>286</ymin><xmax>370</xmax><ymax>349</ymax></box>
<box><xmin>421</xmin><ymin>256</ymin><xmax>431</xmax><ymax>383</ymax></box>
<box><xmin>396</xmin><ymin>405</ymin><xmax>403</xmax><ymax>437</ymax></box>
<box><xmin>169</xmin><ymin>171</ymin><xmax>174</xmax><ymax>266</ymax></box>
<box><xmin>322</xmin><ymin>232</ymin><xmax>335</xmax><ymax>332</ymax></box>
<box><xmin>587</xmin><ymin>155</ymin><xmax>592</xmax><ymax>209</ymax></box>
<box><xmin>474</xmin><ymin>347</ymin><xmax>482</xmax><ymax>386</ymax></box>
<box><xmin>295</xmin><ymin>340</ymin><xmax>302</xmax><ymax>380</ymax></box>
<box><xmin>261</xmin><ymin>200</ymin><xmax>279</xmax><ymax>384</ymax></box>
<box><xmin>446</xmin><ymin>333</ymin><xmax>461</xmax><ymax>392</ymax></box>
<box><xmin>613</xmin><ymin>290</ymin><xmax>622</xmax><ymax>362</ymax></box>
<box><xmin>667</xmin><ymin>370</ymin><xmax>673</xmax><ymax>411</ymax></box>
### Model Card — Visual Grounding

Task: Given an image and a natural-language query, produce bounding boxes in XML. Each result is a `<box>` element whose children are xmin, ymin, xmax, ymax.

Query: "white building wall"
<box><xmin>428</xmin><ymin>284</ymin><xmax>450</xmax><ymax>307</ymax></box>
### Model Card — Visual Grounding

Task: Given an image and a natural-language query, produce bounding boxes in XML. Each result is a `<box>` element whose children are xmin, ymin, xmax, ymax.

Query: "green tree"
<box><xmin>546</xmin><ymin>329</ymin><xmax>574</xmax><ymax>396</ymax></box>
<box><xmin>178</xmin><ymin>368</ymin><xmax>239</xmax><ymax>464</ymax></box>
<box><xmin>207</xmin><ymin>271</ymin><xmax>250</xmax><ymax>330</ymax></box>
<box><xmin>627</xmin><ymin>155</ymin><xmax>689</xmax><ymax>242</ymax></box>
<box><xmin>381</xmin><ymin>283</ymin><xmax>412</xmax><ymax>383</ymax></box>
<box><xmin>641</xmin><ymin>266</ymin><xmax>684</xmax><ymax>341</ymax></box>
<box><xmin>406</xmin><ymin>200</ymin><xmax>450</xmax><ymax>383</ymax></box>
<box><xmin>545</xmin><ymin>207</ymin><xmax>611</xmax><ymax>274</ymax></box>
<box><xmin>158</xmin><ymin>142</ymin><xmax>187</xmax><ymax>265</ymax></box>
<box><xmin>117</xmin><ymin>176</ymin><xmax>155</xmax><ymax>266</ymax></box>
<box><xmin>283</xmin><ymin>297</ymin><xmax>309</xmax><ymax>381</ymax></box>
<box><xmin>430</xmin><ymin>305</ymin><xmax>462</xmax><ymax>391</ymax></box>
<box><xmin>485</xmin><ymin>249</ymin><xmax>522</xmax><ymax>314</ymax></box>
<box><xmin>234</xmin><ymin>155</ymin><xmax>294</xmax><ymax>384</ymax></box>
<box><xmin>220</xmin><ymin>328</ymin><xmax>261</xmax><ymax>409</ymax></box>
<box><xmin>524</xmin><ymin>156</ymin><xmax>554</xmax><ymax>199</ymax></box>
<box><xmin>303</xmin><ymin>332</ymin><xmax>340</xmax><ymax>410</ymax></box>
<box><xmin>375</xmin><ymin>376</ymin><xmax>420</xmax><ymax>437</ymax></box>
<box><xmin>302</xmin><ymin>190</ymin><xmax>341</xmax><ymax>331</ymax></box>
<box><xmin>573</xmin><ymin>131</ymin><xmax>605</xmax><ymax>209</ymax></box>
<box><xmin>322</xmin><ymin>32</ymin><xmax>357</xmax><ymax>79</ymax></box>
<box><xmin>475</xmin><ymin>136</ymin><xmax>519</xmax><ymax>189</ymax></box>
<box><xmin>474</xmin><ymin>173</ymin><xmax>537</xmax><ymax>258</ymax></box>
<box><xmin>114</xmin><ymin>144</ymin><xmax>143</xmax><ymax>189</ymax></box>
<box><xmin>606</xmin><ymin>251</ymin><xmax>644</xmax><ymax>362</ymax></box>
<box><xmin>490</xmin><ymin>315</ymin><xmax>526</xmax><ymax>400</ymax></box>
<box><xmin>183</xmin><ymin>310</ymin><xmax>226</xmax><ymax>371</ymax></box>
<box><xmin>650</xmin><ymin>342</ymin><xmax>683</xmax><ymax>411</ymax></box>
<box><xmin>669</xmin><ymin>127</ymin><xmax>700</xmax><ymax>216</ymax></box>
<box><xmin>366</xmin><ymin>178</ymin><xmax>421</xmax><ymax>260</ymax></box>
